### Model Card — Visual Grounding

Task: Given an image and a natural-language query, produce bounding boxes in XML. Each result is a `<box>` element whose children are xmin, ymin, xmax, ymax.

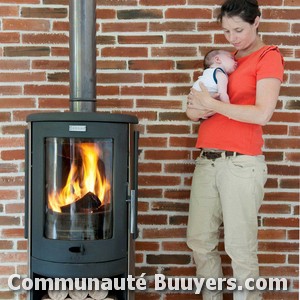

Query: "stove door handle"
<box><xmin>131</xmin><ymin>130</ymin><xmax>139</xmax><ymax>239</ymax></box>
<box><xmin>24</xmin><ymin>129</ymin><xmax>29</xmax><ymax>239</ymax></box>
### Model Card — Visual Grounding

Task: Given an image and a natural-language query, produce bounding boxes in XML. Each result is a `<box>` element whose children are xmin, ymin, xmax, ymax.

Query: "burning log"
<box><xmin>61</xmin><ymin>192</ymin><xmax>101</xmax><ymax>213</ymax></box>
<box><xmin>47</xmin><ymin>142</ymin><xmax>111</xmax><ymax>214</ymax></box>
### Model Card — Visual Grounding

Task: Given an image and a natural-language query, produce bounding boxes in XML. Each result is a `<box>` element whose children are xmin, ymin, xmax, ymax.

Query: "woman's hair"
<box><xmin>217</xmin><ymin>0</ymin><xmax>261</xmax><ymax>24</ymax></box>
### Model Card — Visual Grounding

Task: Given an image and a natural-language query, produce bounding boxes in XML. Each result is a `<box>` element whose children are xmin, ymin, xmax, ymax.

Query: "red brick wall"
<box><xmin>0</xmin><ymin>0</ymin><xmax>299</xmax><ymax>299</ymax></box>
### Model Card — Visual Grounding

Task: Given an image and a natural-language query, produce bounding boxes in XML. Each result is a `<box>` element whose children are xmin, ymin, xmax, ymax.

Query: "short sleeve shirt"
<box><xmin>195</xmin><ymin>45</ymin><xmax>284</xmax><ymax>155</ymax></box>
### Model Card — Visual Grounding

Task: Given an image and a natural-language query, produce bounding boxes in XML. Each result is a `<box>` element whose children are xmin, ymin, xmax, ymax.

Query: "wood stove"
<box><xmin>25</xmin><ymin>113</ymin><xmax>139</xmax><ymax>300</ymax></box>
<box><xmin>24</xmin><ymin>1</ymin><xmax>139</xmax><ymax>299</ymax></box>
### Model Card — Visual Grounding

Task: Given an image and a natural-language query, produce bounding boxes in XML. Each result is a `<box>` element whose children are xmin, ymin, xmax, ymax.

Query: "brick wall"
<box><xmin>0</xmin><ymin>0</ymin><xmax>299</xmax><ymax>299</ymax></box>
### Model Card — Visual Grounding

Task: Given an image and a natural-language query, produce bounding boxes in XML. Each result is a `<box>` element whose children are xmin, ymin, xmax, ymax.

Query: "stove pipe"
<box><xmin>69</xmin><ymin>0</ymin><xmax>96</xmax><ymax>112</ymax></box>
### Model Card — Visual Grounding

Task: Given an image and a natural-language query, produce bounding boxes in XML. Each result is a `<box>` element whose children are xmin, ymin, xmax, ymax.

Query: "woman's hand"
<box><xmin>186</xmin><ymin>83</ymin><xmax>216</xmax><ymax>120</ymax></box>
<box><xmin>187</xmin><ymin>83</ymin><xmax>217</xmax><ymax>110</ymax></box>
<box><xmin>186</xmin><ymin>106</ymin><xmax>214</xmax><ymax>121</ymax></box>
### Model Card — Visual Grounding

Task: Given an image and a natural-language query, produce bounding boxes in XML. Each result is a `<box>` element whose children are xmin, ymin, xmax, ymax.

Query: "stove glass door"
<box><xmin>44</xmin><ymin>138</ymin><xmax>113</xmax><ymax>240</ymax></box>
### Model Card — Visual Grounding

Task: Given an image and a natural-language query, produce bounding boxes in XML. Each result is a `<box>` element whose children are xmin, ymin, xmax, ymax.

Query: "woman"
<box><xmin>186</xmin><ymin>0</ymin><xmax>284</xmax><ymax>299</ymax></box>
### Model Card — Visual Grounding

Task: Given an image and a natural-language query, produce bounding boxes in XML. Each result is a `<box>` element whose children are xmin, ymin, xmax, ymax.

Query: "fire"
<box><xmin>48</xmin><ymin>143</ymin><xmax>111</xmax><ymax>213</ymax></box>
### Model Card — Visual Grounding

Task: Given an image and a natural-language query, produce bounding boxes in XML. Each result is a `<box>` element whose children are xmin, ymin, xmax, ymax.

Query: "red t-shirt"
<box><xmin>195</xmin><ymin>45</ymin><xmax>284</xmax><ymax>155</ymax></box>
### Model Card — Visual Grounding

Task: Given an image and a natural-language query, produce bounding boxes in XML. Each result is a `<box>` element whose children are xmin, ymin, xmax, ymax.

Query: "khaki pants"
<box><xmin>187</xmin><ymin>154</ymin><xmax>267</xmax><ymax>300</ymax></box>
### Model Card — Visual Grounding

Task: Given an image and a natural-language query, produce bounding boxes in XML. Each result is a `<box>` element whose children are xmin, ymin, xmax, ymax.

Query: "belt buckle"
<box><xmin>210</xmin><ymin>152</ymin><xmax>221</xmax><ymax>160</ymax></box>
<box><xmin>201</xmin><ymin>151</ymin><xmax>221</xmax><ymax>160</ymax></box>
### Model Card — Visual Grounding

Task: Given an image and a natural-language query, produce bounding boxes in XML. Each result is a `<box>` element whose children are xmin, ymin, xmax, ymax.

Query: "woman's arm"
<box><xmin>187</xmin><ymin>78</ymin><xmax>282</xmax><ymax>125</ymax></box>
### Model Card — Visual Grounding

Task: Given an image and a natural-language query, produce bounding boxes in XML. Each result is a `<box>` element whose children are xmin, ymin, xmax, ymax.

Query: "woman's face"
<box><xmin>221</xmin><ymin>15</ymin><xmax>259</xmax><ymax>51</ymax></box>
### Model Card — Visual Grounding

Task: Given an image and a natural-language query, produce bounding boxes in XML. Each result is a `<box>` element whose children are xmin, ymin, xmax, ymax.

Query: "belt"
<box><xmin>200</xmin><ymin>150</ymin><xmax>243</xmax><ymax>160</ymax></box>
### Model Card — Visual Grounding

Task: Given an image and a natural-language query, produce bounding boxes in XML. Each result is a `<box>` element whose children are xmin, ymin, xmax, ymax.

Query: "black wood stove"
<box><xmin>24</xmin><ymin>1</ymin><xmax>139</xmax><ymax>299</ymax></box>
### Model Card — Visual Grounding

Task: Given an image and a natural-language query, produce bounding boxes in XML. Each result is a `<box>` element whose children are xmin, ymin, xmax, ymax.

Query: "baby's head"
<box><xmin>203</xmin><ymin>49</ymin><xmax>237</xmax><ymax>74</ymax></box>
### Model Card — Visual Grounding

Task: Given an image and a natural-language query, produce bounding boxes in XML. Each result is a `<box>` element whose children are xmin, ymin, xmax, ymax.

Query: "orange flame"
<box><xmin>48</xmin><ymin>143</ymin><xmax>111</xmax><ymax>213</ymax></box>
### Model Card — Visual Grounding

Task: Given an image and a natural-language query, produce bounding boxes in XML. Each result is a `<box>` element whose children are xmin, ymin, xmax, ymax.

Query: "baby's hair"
<box><xmin>203</xmin><ymin>49</ymin><xmax>222</xmax><ymax>69</ymax></box>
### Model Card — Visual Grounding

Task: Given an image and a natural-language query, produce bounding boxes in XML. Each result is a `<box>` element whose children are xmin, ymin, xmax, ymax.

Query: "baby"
<box><xmin>187</xmin><ymin>49</ymin><xmax>237</xmax><ymax>121</ymax></box>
